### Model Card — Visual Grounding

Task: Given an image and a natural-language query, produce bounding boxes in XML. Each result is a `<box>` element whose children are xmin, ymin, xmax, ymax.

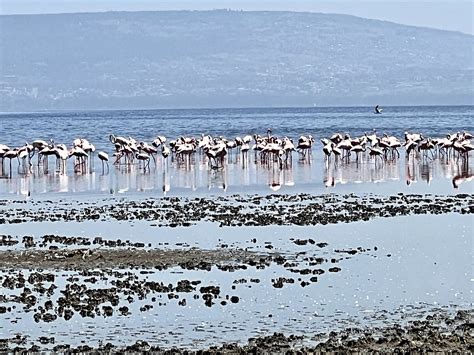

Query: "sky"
<box><xmin>0</xmin><ymin>0</ymin><xmax>473</xmax><ymax>35</ymax></box>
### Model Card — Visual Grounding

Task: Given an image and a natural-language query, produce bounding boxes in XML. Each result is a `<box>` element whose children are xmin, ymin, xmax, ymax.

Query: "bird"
<box><xmin>368</xmin><ymin>147</ymin><xmax>384</xmax><ymax>162</ymax></box>
<box><xmin>109</xmin><ymin>134</ymin><xmax>129</xmax><ymax>146</ymax></box>
<box><xmin>98</xmin><ymin>151</ymin><xmax>109</xmax><ymax>174</ymax></box>
<box><xmin>242</xmin><ymin>135</ymin><xmax>253</xmax><ymax>144</ymax></box>
<box><xmin>336</xmin><ymin>138</ymin><xmax>352</xmax><ymax>160</ymax></box>
<box><xmin>136</xmin><ymin>152</ymin><xmax>151</xmax><ymax>170</ymax></box>
<box><xmin>322</xmin><ymin>142</ymin><xmax>332</xmax><ymax>161</ymax></box>
<box><xmin>297</xmin><ymin>135</ymin><xmax>314</xmax><ymax>156</ymax></box>
<box><xmin>331</xmin><ymin>143</ymin><xmax>342</xmax><ymax>159</ymax></box>
<box><xmin>365</xmin><ymin>130</ymin><xmax>378</xmax><ymax>146</ymax></box>
<box><xmin>69</xmin><ymin>146</ymin><xmax>88</xmax><ymax>172</ymax></box>
<box><xmin>404</xmin><ymin>139</ymin><xmax>418</xmax><ymax>157</ymax></box>
<box><xmin>329</xmin><ymin>133</ymin><xmax>343</xmax><ymax>144</ymax></box>
<box><xmin>140</xmin><ymin>142</ymin><xmax>158</xmax><ymax>163</ymax></box>
<box><xmin>161</xmin><ymin>144</ymin><xmax>170</xmax><ymax>159</ymax></box>
<box><xmin>205</xmin><ymin>145</ymin><xmax>227</xmax><ymax>169</ymax></box>
<box><xmin>282</xmin><ymin>138</ymin><xmax>295</xmax><ymax>162</ymax></box>
<box><xmin>152</xmin><ymin>136</ymin><xmax>166</xmax><ymax>148</ymax></box>
<box><xmin>3</xmin><ymin>149</ymin><xmax>18</xmax><ymax>176</ymax></box>
<box><xmin>350</xmin><ymin>144</ymin><xmax>366</xmax><ymax>162</ymax></box>
<box><xmin>53</xmin><ymin>146</ymin><xmax>69</xmax><ymax>174</ymax></box>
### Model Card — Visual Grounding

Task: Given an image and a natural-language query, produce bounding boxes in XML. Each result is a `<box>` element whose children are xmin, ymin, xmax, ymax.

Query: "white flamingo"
<box><xmin>98</xmin><ymin>151</ymin><xmax>109</xmax><ymax>174</ymax></box>
<box><xmin>136</xmin><ymin>152</ymin><xmax>150</xmax><ymax>171</ymax></box>
<box><xmin>3</xmin><ymin>149</ymin><xmax>18</xmax><ymax>176</ymax></box>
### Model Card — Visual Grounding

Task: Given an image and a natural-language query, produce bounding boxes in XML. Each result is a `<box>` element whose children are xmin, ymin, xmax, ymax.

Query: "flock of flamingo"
<box><xmin>320</xmin><ymin>130</ymin><xmax>473</xmax><ymax>162</ymax></box>
<box><xmin>0</xmin><ymin>129</ymin><xmax>472</xmax><ymax>178</ymax></box>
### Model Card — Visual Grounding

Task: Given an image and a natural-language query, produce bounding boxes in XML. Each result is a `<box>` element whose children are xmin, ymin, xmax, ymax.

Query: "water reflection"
<box><xmin>0</xmin><ymin>153</ymin><xmax>472</xmax><ymax>197</ymax></box>
<box><xmin>323</xmin><ymin>156</ymin><xmax>472</xmax><ymax>190</ymax></box>
<box><xmin>405</xmin><ymin>157</ymin><xmax>472</xmax><ymax>187</ymax></box>
<box><xmin>324</xmin><ymin>159</ymin><xmax>400</xmax><ymax>187</ymax></box>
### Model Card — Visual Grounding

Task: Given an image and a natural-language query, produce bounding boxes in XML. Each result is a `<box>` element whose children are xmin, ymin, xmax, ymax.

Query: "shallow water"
<box><xmin>0</xmin><ymin>153</ymin><xmax>472</xmax><ymax>198</ymax></box>
<box><xmin>1</xmin><ymin>106</ymin><xmax>473</xmax><ymax>198</ymax></box>
<box><xmin>0</xmin><ymin>214</ymin><xmax>471</xmax><ymax>348</ymax></box>
<box><xmin>0</xmin><ymin>106</ymin><xmax>472</xmax><ymax>350</ymax></box>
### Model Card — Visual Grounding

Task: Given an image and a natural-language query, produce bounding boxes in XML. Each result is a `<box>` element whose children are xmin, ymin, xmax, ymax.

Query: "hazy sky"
<box><xmin>1</xmin><ymin>0</ymin><xmax>473</xmax><ymax>35</ymax></box>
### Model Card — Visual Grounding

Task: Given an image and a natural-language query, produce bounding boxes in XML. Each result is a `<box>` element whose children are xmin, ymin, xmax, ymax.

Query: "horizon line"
<box><xmin>1</xmin><ymin>103</ymin><xmax>473</xmax><ymax>115</ymax></box>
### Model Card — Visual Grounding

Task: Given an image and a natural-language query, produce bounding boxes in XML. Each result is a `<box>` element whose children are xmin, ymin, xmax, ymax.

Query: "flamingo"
<box><xmin>331</xmin><ymin>143</ymin><xmax>342</xmax><ymax>160</ymax></box>
<box><xmin>152</xmin><ymin>136</ymin><xmax>166</xmax><ymax>148</ymax></box>
<box><xmin>452</xmin><ymin>140</ymin><xmax>467</xmax><ymax>160</ymax></box>
<box><xmin>404</xmin><ymin>132</ymin><xmax>423</xmax><ymax>143</ymax></box>
<box><xmin>53</xmin><ymin>146</ymin><xmax>69</xmax><ymax>173</ymax></box>
<box><xmin>297</xmin><ymin>135</ymin><xmax>314</xmax><ymax>157</ymax></box>
<box><xmin>368</xmin><ymin>147</ymin><xmax>384</xmax><ymax>162</ymax></box>
<box><xmin>242</xmin><ymin>135</ymin><xmax>253</xmax><ymax>144</ymax></box>
<box><xmin>3</xmin><ymin>149</ymin><xmax>18</xmax><ymax>176</ymax></box>
<box><xmin>17</xmin><ymin>144</ymin><xmax>33</xmax><ymax>173</ymax></box>
<box><xmin>387</xmin><ymin>136</ymin><xmax>402</xmax><ymax>158</ymax></box>
<box><xmin>330</xmin><ymin>133</ymin><xmax>343</xmax><ymax>144</ymax></box>
<box><xmin>140</xmin><ymin>142</ymin><xmax>158</xmax><ymax>163</ymax></box>
<box><xmin>205</xmin><ymin>145</ymin><xmax>227</xmax><ymax>169</ymax></box>
<box><xmin>282</xmin><ymin>137</ymin><xmax>295</xmax><ymax>162</ymax></box>
<box><xmin>31</xmin><ymin>139</ymin><xmax>48</xmax><ymax>152</ymax></box>
<box><xmin>161</xmin><ymin>144</ymin><xmax>170</xmax><ymax>159</ymax></box>
<box><xmin>136</xmin><ymin>152</ymin><xmax>150</xmax><ymax>170</ymax></box>
<box><xmin>404</xmin><ymin>139</ymin><xmax>418</xmax><ymax>158</ymax></box>
<box><xmin>365</xmin><ymin>130</ymin><xmax>378</xmax><ymax>146</ymax></box>
<box><xmin>235</xmin><ymin>136</ymin><xmax>243</xmax><ymax>149</ymax></box>
<box><xmin>322</xmin><ymin>142</ymin><xmax>332</xmax><ymax>162</ymax></box>
<box><xmin>69</xmin><ymin>147</ymin><xmax>88</xmax><ymax>172</ymax></box>
<box><xmin>336</xmin><ymin>138</ymin><xmax>352</xmax><ymax>160</ymax></box>
<box><xmin>38</xmin><ymin>145</ymin><xmax>56</xmax><ymax>170</ymax></box>
<box><xmin>350</xmin><ymin>144</ymin><xmax>365</xmax><ymax>162</ymax></box>
<box><xmin>0</xmin><ymin>145</ymin><xmax>9</xmax><ymax>172</ymax></box>
<box><xmin>109</xmin><ymin>134</ymin><xmax>130</xmax><ymax>147</ymax></box>
<box><xmin>98</xmin><ymin>151</ymin><xmax>109</xmax><ymax>174</ymax></box>
<box><xmin>418</xmin><ymin>139</ymin><xmax>435</xmax><ymax>159</ymax></box>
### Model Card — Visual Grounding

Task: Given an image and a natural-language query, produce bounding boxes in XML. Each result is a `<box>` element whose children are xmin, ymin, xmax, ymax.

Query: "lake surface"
<box><xmin>2</xmin><ymin>106</ymin><xmax>473</xmax><ymax>152</ymax></box>
<box><xmin>0</xmin><ymin>106</ymin><xmax>472</xmax><ymax>350</ymax></box>
<box><xmin>0</xmin><ymin>106</ymin><xmax>473</xmax><ymax>197</ymax></box>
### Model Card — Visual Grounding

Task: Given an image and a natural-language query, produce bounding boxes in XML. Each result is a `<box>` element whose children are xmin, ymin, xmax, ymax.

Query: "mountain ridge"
<box><xmin>1</xmin><ymin>9</ymin><xmax>473</xmax><ymax>36</ymax></box>
<box><xmin>1</xmin><ymin>10</ymin><xmax>472</xmax><ymax>111</ymax></box>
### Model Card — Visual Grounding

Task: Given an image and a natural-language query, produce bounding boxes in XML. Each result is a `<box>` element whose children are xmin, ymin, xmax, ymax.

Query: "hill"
<box><xmin>0</xmin><ymin>10</ymin><xmax>472</xmax><ymax>111</ymax></box>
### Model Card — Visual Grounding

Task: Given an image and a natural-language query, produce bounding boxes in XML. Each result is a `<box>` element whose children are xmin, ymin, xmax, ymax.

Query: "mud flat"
<box><xmin>1</xmin><ymin>310</ymin><xmax>472</xmax><ymax>352</ymax></box>
<box><xmin>1</xmin><ymin>193</ymin><xmax>472</xmax><ymax>226</ymax></box>
<box><xmin>0</xmin><ymin>193</ymin><xmax>472</xmax><ymax>351</ymax></box>
<box><xmin>0</xmin><ymin>247</ymin><xmax>264</xmax><ymax>270</ymax></box>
